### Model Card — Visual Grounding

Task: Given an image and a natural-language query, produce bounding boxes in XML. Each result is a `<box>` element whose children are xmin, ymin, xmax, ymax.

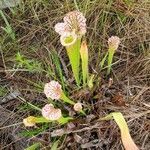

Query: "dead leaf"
<box><xmin>51</xmin><ymin>129</ymin><xmax>65</xmax><ymax>137</ymax></box>
<box><xmin>112</xmin><ymin>93</ymin><xmax>126</xmax><ymax>106</ymax></box>
<box><xmin>74</xmin><ymin>134</ymin><xmax>82</xmax><ymax>143</ymax></box>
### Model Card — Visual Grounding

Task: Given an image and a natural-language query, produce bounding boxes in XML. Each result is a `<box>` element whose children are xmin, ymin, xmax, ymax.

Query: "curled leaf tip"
<box><xmin>60</xmin><ymin>32</ymin><xmax>77</xmax><ymax>47</ymax></box>
<box><xmin>73</xmin><ymin>102</ymin><xmax>83</xmax><ymax>112</ymax></box>
<box><xmin>101</xmin><ymin>112</ymin><xmax>139</xmax><ymax>150</ymax></box>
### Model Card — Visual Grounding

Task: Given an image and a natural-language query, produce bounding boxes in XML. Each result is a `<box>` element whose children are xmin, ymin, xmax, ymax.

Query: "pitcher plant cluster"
<box><xmin>23</xmin><ymin>11</ymin><xmax>138</xmax><ymax>150</ymax></box>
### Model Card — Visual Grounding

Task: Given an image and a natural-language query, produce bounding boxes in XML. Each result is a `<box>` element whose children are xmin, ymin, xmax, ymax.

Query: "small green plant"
<box><xmin>0</xmin><ymin>10</ymin><xmax>15</xmax><ymax>40</ymax></box>
<box><xmin>107</xmin><ymin>36</ymin><xmax>120</xmax><ymax>75</ymax></box>
<box><xmin>15</xmin><ymin>52</ymin><xmax>43</xmax><ymax>73</ymax></box>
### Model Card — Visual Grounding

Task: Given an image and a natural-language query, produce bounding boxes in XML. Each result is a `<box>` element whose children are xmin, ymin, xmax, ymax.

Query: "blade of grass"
<box><xmin>18</xmin><ymin>96</ymin><xmax>42</xmax><ymax>112</ymax></box>
<box><xmin>73</xmin><ymin>0</ymin><xmax>79</xmax><ymax>11</ymax></box>
<box><xmin>25</xmin><ymin>142</ymin><xmax>41</xmax><ymax>150</ymax></box>
<box><xmin>51</xmin><ymin>50</ymin><xmax>65</xmax><ymax>91</ymax></box>
<box><xmin>100</xmin><ymin>52</ymin><xmax>108</xmax><ymax>69</ymax></box>
<box><xmin>0</xmin><ymin>10</ymin><xmax>15</xmax><ymax>40</ymax></box>
<box><xmin>51</xmin><ymin>140</ymin><xmax>59</xmax><ymax>150</ymax></box>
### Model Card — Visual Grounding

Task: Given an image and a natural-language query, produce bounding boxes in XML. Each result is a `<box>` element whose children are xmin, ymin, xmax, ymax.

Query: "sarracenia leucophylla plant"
<box><xmin>44</xmin><ymin>80</ymin><xmax>85</xmax><ymax>114</ymax></box>
<box><xmin>20</xmin><ymin>10</ymin><xmax>139</xmax><ymax>150</ymax></box>
<box><xmin>23</xmin><ymin>81</ymin><xmax>84</xmax><ymax>128</ymax></box>
<box><xmin>55</xmin><ymin>11</ymin><xmax>87</xmax><ymax>86</ymax></box>
<box><xmin>107</xmin><ymin>36</ymin><xmax>120</xmax><ymax>75</ymax></box>
<box><xmin>23</xmin><ymin>104</ymin><xmax>73</xmax><ymax>126</ymax></box>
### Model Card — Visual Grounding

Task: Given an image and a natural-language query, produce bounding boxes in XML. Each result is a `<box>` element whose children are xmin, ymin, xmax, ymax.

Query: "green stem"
<box><xmin>61</xmin><ymin>92</ymin><xmax>75</xmax><ymax>105</ymax></box>
<box><xmin>35</xmin><ymin>116</ymin><xmax>73</xmax><ymax>125</ymax></box>
<box><xmin>66</xmin><ymin>38</ymin><xmax>81</xmax><ymax>86</ymax></box>
<box><xmin>107</xmin><ymin>49</ymin><xmax>115</xmax><ymax>75</ymax></box>
<box><xmin>80</xmin><ymin>110</ymin><xmax>86</xmax><ymax>115</ymax></box>
<box><xmin>73</xmin><ymin>0</ymin><xmax>80</xmax><ymax>11</ymax></box>
<box><xmin>35</xmin><ymin>117</ymin><xmax>51</xmax><ymax>123</ymax></box>
<box><xmin>57</xmin><ymin>116</ymin><xmax>73</xmax><ymax>124</ymax></box>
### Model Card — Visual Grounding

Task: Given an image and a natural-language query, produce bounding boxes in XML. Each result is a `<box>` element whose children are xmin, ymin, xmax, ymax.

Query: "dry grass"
<box><xmin>0</xmin><ymin>0</ymin><xmax>150</xmax><ymax>149</ymax></box>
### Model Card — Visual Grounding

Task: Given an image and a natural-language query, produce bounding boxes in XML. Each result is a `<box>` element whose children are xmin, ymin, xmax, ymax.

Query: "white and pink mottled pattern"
<box><xmin>54</xmin><ymin>10</ymin><xmax>86</xmax><ymax>36</ymax></box>
<box><xmin>108</xmin><ymin>36</ymin><xmax>120</xmax><ymax>50</ymax></box>
<box><xmin>44</xmin><ymin>80</ymin><xmax>62</xmax><ymax>100</ymax></box>
<box><xmin>63</xmin><ymin>11</ymin><xmax>86</xmax><ymax>35</ymax></box>
<box><xmin>54</xmin><ymin>22</ymin><xmax>71</xmax><ymax>36</ymax></box>
<box><xmin>42</xmin><ymin>104</ymin><xmax>62</xmax><ymax>120</ymax></box>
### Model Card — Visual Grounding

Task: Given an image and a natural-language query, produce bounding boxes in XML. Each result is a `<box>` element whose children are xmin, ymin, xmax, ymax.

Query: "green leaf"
<box><xmin>88</xmin><ymin>74</ymin><xmax>94</xmax><ymax>89</ymax></box>
<box><xmin>35</xmin><ymin>117</ymin><xmax>51</xmax><ymax>123</ymax></box>
<box><xmin>51</xmin><ymin>140</ymin><xmax>59</xmax><ymax>150</ymax></box>
<box><xmin>51</xmin><ymin>50</ymin><xmax>65</xmax><ymax>91</ymax></box>
<box><xmin>15</xmin><ymin>52</ymin><xmax>43</xmax><ymax>73</ymax></box>
<box><xmin>80</xmin><ymin>41</ymin><xmax>89</xmax><ymax>86</ymax></box>
<box><xmin>100</xmin><ymin>52</ymin><xmax>108</xmax><ymax>69</ymax></box>
<box><xmin>25</xmin><ymin>142</ymin><xmax>41</xmax><ymax>150</ymax></box>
